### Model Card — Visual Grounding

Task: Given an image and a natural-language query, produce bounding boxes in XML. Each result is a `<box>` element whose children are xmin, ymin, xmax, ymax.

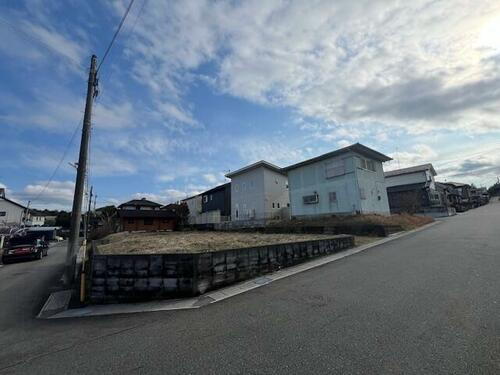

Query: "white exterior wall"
<box><xmin>288</xmin><ymin>151</ymin><xmax>390</xmax><ymax>217</ymax></box>
<box><xmin>230</xmin><ymin>167</ymin><xmax>288</xmax><ymax>220</ymax></box>
<box><xmin>354</xmin><ymin>156</ymin><xmax>391</xmax><ymax>214</ymax></box>
<box><xmin>385</xmin><ymin>171</ymin><xmax>427</xmax><ymax>188</ymax></box>
<box><xmin>262</xmin><ymin>168</ymin><xmax>289</xmax><ymax>219</ymax></box>
<box><xmin>231</xmin><ymin>167</ymin><xmax>265</xmax><ymax>220</ymax></box>
<box><xmin>30</xmin><ymin>216</ymin><xmax>45</xmax><ymax>226</ymax></box>
<box><xmin>0</xmin><ymin>199</ymin><xmax>26</xmax><ymax>225</ymax></box>
<box><xmin>385</xmin><ymin>170</ymin><xmax>437</xmax><ymax>191</ymax></box>
<box><xmin>184</xmin><ymin>196</ymin><xmax>202</xmax><ymax>224</ymax></box>
<box><xmin>288</xmin><ymin>152</ymin><xmax>360</xmax><ymax>216</ymax></box>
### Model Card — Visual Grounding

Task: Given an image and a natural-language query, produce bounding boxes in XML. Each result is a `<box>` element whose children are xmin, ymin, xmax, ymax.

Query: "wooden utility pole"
<box><xmin>84</xmin><ymin>185</ymin><xmax>93</xmax><ymax>240</ymax></box>
<box><xmin>66</xmin><ymin>55</ymin><xmax>98</xmax><ymax>285</ymax></box>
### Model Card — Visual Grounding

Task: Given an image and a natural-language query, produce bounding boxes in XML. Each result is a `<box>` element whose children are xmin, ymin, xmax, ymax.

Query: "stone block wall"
<box><xmin>89</xmin><ymin>235</ymin><xmax>354</xmax><ymax>303</ymax></box>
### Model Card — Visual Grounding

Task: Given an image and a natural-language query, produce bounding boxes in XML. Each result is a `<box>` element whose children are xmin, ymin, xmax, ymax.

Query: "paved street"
<box><xmin>1</xmin><ymin>202</ymin><xmax>499</xmax><ymax>374</ymax></box>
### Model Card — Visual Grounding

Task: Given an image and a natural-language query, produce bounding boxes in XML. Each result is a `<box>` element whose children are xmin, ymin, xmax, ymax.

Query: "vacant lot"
<box><xmin>270</xmin><ymin>213</ymin><xmax>433</xmax><ymax>231</ymax></box>
<box><xmin>97</xmin><ymin>231</ymin><xmax>351</xmax><ymax>255</ymax></box>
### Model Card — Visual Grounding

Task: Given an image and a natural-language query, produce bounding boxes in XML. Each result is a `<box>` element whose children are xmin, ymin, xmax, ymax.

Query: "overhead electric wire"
<box><xmin>30</xmin><ymin>114</ymin><xmax>84</xmax><ymax>205</ymax></box>
<box><xmin>96</xmin><ymin>0</ymin><xmax>136</xmax><ymax>73</ymax></box>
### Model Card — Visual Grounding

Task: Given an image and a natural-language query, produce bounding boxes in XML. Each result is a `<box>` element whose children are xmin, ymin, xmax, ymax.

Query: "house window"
<box><xmin>235</xmin><ymin>184</ymin><xmax>239</xmax><ymax>192</ymax></box>
<box><xmin>359</xmin><ymin>188</ymin><xmax>366</xmax><ymax>200</ymax></box>
<box><xmin>235</xmin><ymin>209</ymin><xmax>239</xmax><ymax>218</ymax></box>
<box><xmin>287</xmin><ymin>203</ymin><xmax>290</xmax><ymax>207</ymax></box>
<box><xmin>0</xmin><ymin>211</ymin><xmax>6</xmax><ymax>216</ymax></box>
<box><xmin>277</xmin><ymin>203</ymin><xmax>280</xmax><ymax>208</ymax></box>
<box><xmin>303</xmin><ymin>194</ymin><xmax>319</xmax><ymax>204</ymax></box>
<box><xmin>272</xmin><ymin>203</ymin><xmax>275</xmax><ymax>208</ymax></box>
<box><xmin>275</xmin><ymin>179</ymin><xmax>279</xmax><ymax>184</ymax></box>
<box><xmin>143</xmin><ymin>218</ymin><xmax>154</xmax><ymax>225</ymax></box>
<box><xmin>210</xmin><ymin>194</ymin><xmax>213</xmax><ymax>201</ymax></box>
<box><xmin>127</xmin><ymin>219</ymin><xmax>134</xmax><ymax>224</ymax></box>
<box><xmin>360</xmin><ymin>158</ymin><xmax>376</xmax><ymax>172</ymax></box>
<box><xmin>203</xmin><ymin>196</ymin><xmax>208</xmax><ymax>203</ymax></box>
<box><xmin>329</xmin><ymin>192</ymin><xmax>337</xmax><ymax>203</ymax></box>
<box><xmin>325</xmin><ymin>159</ymin><xmax>345</xmax><ymax>178</ymax></box>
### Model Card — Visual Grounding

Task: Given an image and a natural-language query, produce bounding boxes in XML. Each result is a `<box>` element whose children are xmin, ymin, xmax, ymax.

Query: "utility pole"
<box><xmin>84</xmin><ymin>186</ymin><xmax>93</xmax><ymax>241</ymax></box>
<box><xmin>66</xmin><ymin>55</ymin><xmax>98</xmax><ymax>285</ymax></box>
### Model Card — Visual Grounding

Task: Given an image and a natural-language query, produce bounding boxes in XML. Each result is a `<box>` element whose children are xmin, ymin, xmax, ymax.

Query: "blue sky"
<box><xmin>1</xmin><ymin>0</ymin><xmax>499</xmax><ymax>210</ymax></box>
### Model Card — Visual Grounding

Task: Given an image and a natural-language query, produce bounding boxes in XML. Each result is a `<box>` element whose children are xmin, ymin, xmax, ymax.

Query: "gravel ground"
<box><xmin>97</xmin><ymin>231</ymin><xmax>353</xmax><ymax>255</ymax></box>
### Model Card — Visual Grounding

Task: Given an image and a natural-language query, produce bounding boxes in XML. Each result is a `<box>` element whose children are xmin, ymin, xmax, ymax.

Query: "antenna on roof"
<box><xmin>395</xmin><ymin>146</ymin><xmax>401</xmax><ymax>169</ymax></box>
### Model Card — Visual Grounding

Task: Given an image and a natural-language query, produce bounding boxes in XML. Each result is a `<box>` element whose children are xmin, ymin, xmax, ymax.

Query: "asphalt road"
<box><xmin>0</xmin><ymin>202</ymin><xmax>499</xmax><ymax>374</ymax></box>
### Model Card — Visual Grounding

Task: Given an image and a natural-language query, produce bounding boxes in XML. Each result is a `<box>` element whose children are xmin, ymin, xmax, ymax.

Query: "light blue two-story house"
<box><xmin>283</xmin><ymin>143</ymin><xmax>392</xmax><ymax>217</ymax></box>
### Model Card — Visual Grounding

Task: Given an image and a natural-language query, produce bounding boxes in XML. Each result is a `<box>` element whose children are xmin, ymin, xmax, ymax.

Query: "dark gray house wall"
<box><xmin>201</xmin><ymin>183</ymin><xmax>231</xmax><ymax>217</ymax></box>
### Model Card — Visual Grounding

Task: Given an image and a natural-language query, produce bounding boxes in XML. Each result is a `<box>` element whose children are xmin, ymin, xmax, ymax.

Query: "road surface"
<box><xmin>0</xmin><ymin>202</ymin><xmax>499</xmax><ymax>374</ymax></box>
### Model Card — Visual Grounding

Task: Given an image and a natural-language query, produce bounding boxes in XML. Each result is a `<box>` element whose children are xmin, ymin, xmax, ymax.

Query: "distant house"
<box><xmin>182</xmin><ymin>195</ymin><xmax>202</xmax><ymax>224</ymax></box>
<box><xmin>180</xmin><ymin>183</ymin><xmax>231</xmax><ymax>225</ymax></box>
<box><xmin>200</xmin><ymin>183</ymin><xmax>231</xmax><ymax>223</ymax></box>
<box><xmin>226</xmin><ymin>161</ymin><xmax>289</xmax><ymax>221</ymax></box>
<box><xmin>385</xmin><ymin>163</ymin><xmax>454</xmax><ymax>217</ymax></box>
<box><xmin>29</xmin><ymin>213</ymin><xmax>46</xmax><ymax>226</ymax></box>
<box><xmin>283</xmin><ymin>143</ymin><xmax>391</xmax><ymax>217</ymax></box>
<box><xmin>118</xmin><ymin>198</ymin><xmax>177</xmax><ymax>231</ymax></box>
<box><xmin>0</xmin><ymin>188</ymin><xmax>29</xmax><ymax>226</ymax></box>
<box><xmin>440</xmin><ymin>182</ymin><xmax>471</xmax><ymax>212</ymax></box>
<box><xmin>436</xmin><ymin>182</ymin><xmax>461</xmax><ymax>210</ymax></box>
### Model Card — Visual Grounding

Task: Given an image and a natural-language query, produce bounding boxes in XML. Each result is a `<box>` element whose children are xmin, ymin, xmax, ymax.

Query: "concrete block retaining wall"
<box><xmin>89</xmin><ymin>235</ymin><xmax>354</xmax><ymax>303</ymax></box>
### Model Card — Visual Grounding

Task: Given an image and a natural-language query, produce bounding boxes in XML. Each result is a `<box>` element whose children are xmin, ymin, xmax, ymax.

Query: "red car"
<box><xmin>2</xmin><ymin>242</ymin><xmax>48</xmax><ymax>264</ymax></box>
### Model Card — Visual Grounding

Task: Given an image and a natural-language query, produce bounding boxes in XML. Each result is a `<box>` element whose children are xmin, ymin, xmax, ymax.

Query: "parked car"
<box><xmin>1</xmin><ymin>240</ymin><xmax>48</xmax><ymax>264</ymax></box>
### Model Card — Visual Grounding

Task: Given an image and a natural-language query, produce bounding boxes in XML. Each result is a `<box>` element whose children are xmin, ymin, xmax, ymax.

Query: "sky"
<box><xmin>0</xmin><ymin>0</ymin><xmax>500</xmax><ymax>210</ymax></box>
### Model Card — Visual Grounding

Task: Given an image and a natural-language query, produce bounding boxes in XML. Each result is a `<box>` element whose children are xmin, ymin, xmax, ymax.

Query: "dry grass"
<box><xmin>354</xmin><ymin>236</ymin><xmax>381</xmax><ymax>247</ymax></box>
<box><xmin>274</xmin><ymin>213</ymin><xmax>433</xmax><ymax>231</ymax></box>
<box><xmin>97</xmin><ymin>231</ymin><xmax>347</xmax><ymax>255</ymax></box>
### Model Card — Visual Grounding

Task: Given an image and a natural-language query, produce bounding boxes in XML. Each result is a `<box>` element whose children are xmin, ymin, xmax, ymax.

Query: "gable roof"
<box><xmin>384</xmin><ymin>163</ymin><xmax>437</xmax><ymax>178</ymax></box>
<box><xmin>283</xmin><ymin>143</ymin><xmax>392</xmax><ymax>172</ymax></box>
<box><xmin>225</xmin><ymin>160</ymin><xmax>285</xmax><ymax>178</ymax></box>
<box><xmin>200</xmin><ymin>182</ymin><xmax>231</xmax><ymax>195</ymax></box>
<box><xmin>118</xmin><ymin>198</ymin><xmax>162</xmax><ymax>208</ymax></box>
<box><xmin>181</xmin><ymin>194</ymin><xmax>200</xmax><ymax>202</ymax></box>
<box><xmin>0</xmin><ymin>196</ymin><xmax>27</xmax><ymax>210</ymax></box>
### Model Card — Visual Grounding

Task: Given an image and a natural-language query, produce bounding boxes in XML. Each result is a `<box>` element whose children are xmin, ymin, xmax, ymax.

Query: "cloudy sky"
<box><xmin>1</xmin><ymin>0</ymin><xmax>499</xmax><ymax>209</ymax></box>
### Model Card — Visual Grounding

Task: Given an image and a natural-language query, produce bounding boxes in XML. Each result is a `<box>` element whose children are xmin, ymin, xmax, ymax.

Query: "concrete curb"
<box><xmin>40</xmin><ymin>221</ymin><xmax>440</xmax><ymax>319</ymax></box>
<box><xmin>37</xmin><ymin>290</ymin><xmax>73</xmax><ymax>318</ymax></box>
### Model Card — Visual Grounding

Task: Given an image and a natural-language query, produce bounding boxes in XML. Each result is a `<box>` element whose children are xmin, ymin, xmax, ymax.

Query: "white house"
<box><xmin>384</xmin><ymin>163</ymin><xmax>452</xmax><ymax>216</ymax></box>
<box><xmin>182</xmin><ymin>194</ymin><xmax>203</xmax><ymax>224</ymax></box>
<box><xmin>28</xmin><ymin>213</ymin><xmax>46</xmax><ymax>226</ymax></box>
<box><xmin>226</xmin><ymin>160</ymin><xmax>289</xmax><ymax>221</ymax></box>
<box><xmin>0</xmin><ymin>188</ymin><xmax>29</xmax><ymax>226</ymax></box>
<box><xmin>283</xmin><ymin>143</ymin><xmax>392</xmax><ymax>217</ymax></box>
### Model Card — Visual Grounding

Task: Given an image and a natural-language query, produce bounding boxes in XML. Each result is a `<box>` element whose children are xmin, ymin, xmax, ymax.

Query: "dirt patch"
<box><xmin>97</xmin><ymin>231</ymin><xmax>348</xmax><ymax>255</ymax></box>
<box><xmin>271</xmin><ymin>213</ymin><xmax>433</xmax><ymax>231</ymax></box>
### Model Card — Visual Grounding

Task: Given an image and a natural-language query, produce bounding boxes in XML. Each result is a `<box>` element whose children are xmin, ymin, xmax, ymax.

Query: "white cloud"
<box><xmin>122</xmin><ymin>0</ymin><xmax>500</xmax><ymax>137</ymax></box>
<box><xmin>337</xmin><ymin>139</ymin><xmax>351</xmax><ymax>148</ymax></box>
<box><xmin>385</xmin><ymin>144</ymin><xmax>438</xmax><ymax>171</ymax></box>
<box><xmin>90</xmin><ymin>149</ymin><xmax>137</xmax><ymax>177</ymax></box>
<box><xmin>235</xmin><ymin>138</ymin><xmax>314</xmax><ymax>167</ymax></box>
<box><xmin>132</xmin><ymin>187</ymin><xmax>201</xmax><ymax>205</ymax></box>
<box><xmin>12</xmin><ymin>180</ymin><xmax>75</xmax><ymax>210</ymax></box>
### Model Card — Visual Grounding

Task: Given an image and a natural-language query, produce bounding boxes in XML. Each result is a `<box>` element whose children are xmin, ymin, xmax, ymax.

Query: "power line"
<box><xmin>96</xmin><ymin>0</ymin><xmax>136</xmax><ymax>73</ymax></box>
<box><xmin>30</xmin><ymin>114</ymin><xmax>84</xmax><ymax>205</ymax></box>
